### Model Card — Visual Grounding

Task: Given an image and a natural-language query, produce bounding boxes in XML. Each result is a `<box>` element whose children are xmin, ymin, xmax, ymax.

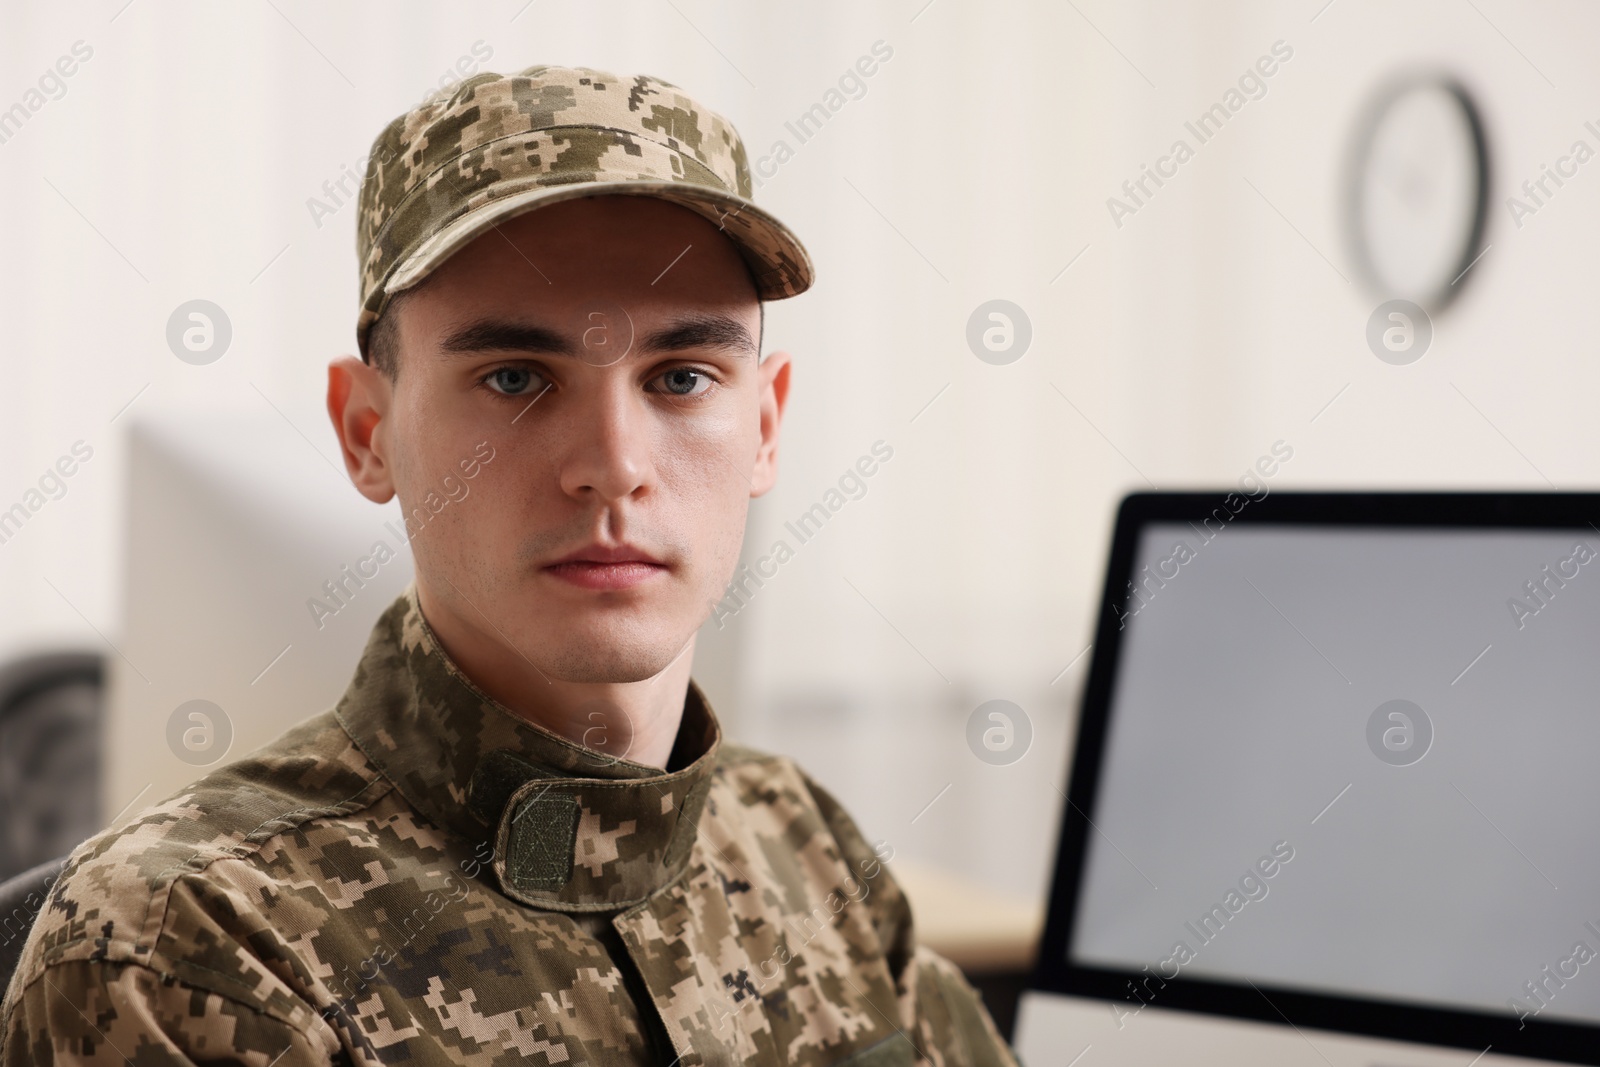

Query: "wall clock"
<box><xmin>1346</xmin><ymin>76</ymin><xmax>1490</xmax><ymax>311</ymax></box>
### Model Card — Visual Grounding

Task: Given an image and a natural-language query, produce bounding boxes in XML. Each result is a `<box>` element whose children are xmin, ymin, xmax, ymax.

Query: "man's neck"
<box><xmin>413</xmin><ymin>583</ymin><xmax>695</xmax><ymax>770</ymax></box>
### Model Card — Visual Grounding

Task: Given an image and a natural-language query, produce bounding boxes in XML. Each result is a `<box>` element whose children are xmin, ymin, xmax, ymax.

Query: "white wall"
<box><xmin>1</xmin><ymin>0</ymin><xmax>1595</xmax><ymax>903</ymax></box>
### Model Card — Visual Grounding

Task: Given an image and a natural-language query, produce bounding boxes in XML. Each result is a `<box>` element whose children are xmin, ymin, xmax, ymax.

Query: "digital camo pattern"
<box><xmin>354</xmin><ymin>64</ymin><xmax>815</xmax><ymax>357</ymax></box>
<box><xmin>1</xmin><ymin>586</ymin><xmax>1017</xmax><ymax>1066</ymax></box>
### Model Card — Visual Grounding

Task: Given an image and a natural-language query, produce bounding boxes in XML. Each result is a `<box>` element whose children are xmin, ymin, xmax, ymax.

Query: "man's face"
<box><xmin>365</xmin><ymin>195</ymin><xmax>781</xmax><ymax>683</ymax></box>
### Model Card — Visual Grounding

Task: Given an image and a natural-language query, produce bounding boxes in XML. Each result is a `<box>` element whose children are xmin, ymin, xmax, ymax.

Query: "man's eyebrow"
<box><xmin>438</xmin><ymin>319</ymin><xmax>571</xmax><ymax>356</ymax></box>
<box><xmin>639</xmin><ymin>314</ymin><xmax>756</xmax><ymax>359</ymax></box>
<box><xmin>435</xmin><ymin>313</ymin><xmax>756</xmax><ymax>360</ymax></box>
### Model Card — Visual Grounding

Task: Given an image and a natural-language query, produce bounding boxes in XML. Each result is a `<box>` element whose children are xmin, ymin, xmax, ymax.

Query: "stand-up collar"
<box><xmin>335</xmin><ymin>585</ymin><xmax>721</xmax><ymax>912</ymax></box>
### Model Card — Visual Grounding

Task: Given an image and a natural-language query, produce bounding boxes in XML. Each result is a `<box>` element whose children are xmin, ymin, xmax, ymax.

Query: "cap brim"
<box><xmin>385</xmin><ymin>180</ymin><xmax>814</xmax><ymax>305</ymax></box>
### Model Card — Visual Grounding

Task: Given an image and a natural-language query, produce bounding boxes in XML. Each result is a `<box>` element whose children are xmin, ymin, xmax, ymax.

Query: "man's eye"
<box><xmin>483</xmin><ymin>366</ymin><xmax>542</xmax><ymax>396</ymax></box>
<box><xmin>651</xmin><ymin>367</ymin><xmax>713</xmax><ymax>398</ymax></box>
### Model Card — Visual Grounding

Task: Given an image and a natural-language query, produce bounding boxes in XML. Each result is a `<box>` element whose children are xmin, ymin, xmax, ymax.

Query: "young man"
<box><xmin>0</xmin><ymin>65</ymin><xmax>1018</xmax><ymax>1066</ymax></box>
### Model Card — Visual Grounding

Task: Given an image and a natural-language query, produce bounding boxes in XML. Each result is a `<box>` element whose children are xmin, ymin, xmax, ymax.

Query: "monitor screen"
<box><xmin>1069</xmin><ymin>521</ymin><xmax>1600</xmax><ymax>1029</ymax></box>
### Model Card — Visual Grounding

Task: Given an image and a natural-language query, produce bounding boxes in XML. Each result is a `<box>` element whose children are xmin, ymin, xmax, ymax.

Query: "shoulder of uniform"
<box><xmin>2</xmin><ymin>955</ymin><xmax>338</xmax><ymax>1064</ymax></box>
<box><xmin>6</xmin><ymin>709</ymin><xmax>388</xmax><ymax>998</ymax></box>
<box><xmin>710</xmin><ymin>745</ymin><xmax>855</xmax><ymax>831</ymax></box>
<box><xmin>713</xmin><ymin>738</ymin><xmax>787</xmax><ymax>768</ymax></box>
<box><xmin>710</xmin><ymin>747</ymin><xmax>897</xmax><ymax>883</ymax></box>
<box><xmin>704</xmin><ymin>745</ymin><xmax>916</xmax><ymax>973</ymax></box>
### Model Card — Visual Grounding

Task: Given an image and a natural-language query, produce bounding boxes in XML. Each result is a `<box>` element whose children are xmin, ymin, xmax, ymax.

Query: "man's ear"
<box><xmin>750</xmin><ymin>349</ymin><xmax>790</xmax><ymax>497</ymax></box>
<box><xmin>327</xmin><ymin>355</ymin><xmax>397</xmax><ymax>504</ymax></box>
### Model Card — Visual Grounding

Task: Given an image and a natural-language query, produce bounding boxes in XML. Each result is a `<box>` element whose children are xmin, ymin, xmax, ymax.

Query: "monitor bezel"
<box><xmin>1030</xmin><ymin>490</ymin><xmax>1600</xmax><ymax>1064</ymax></box>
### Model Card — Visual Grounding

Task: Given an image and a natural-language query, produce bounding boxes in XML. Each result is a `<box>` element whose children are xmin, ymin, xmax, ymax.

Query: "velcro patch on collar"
<box><xmin>505</xmin><ymin>788</ymin><xmax>580</xmax><ymax>894</ymax></box>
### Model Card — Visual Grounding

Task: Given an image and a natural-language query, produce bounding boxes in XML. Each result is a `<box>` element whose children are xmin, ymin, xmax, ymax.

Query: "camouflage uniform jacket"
<box><xmin>1</xmin><ymin>587</ymin><xmax>1019</xmax><ymax>1066</ymax></box>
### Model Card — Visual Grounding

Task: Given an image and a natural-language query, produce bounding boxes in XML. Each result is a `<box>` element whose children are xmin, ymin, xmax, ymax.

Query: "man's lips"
<box><xmin>542</xmin><ymin>544</ymin><xmax>668</xmax><ymax>591</ymax></box>
<box><xmin>545</xmin><ymin>543</ymin><xmax>663</xmax><ymax>566</ymax></box>
<box><xmin>542</xmin><ymin>559</ymin><xmax>667</xmax><ymax>591</ymax></box>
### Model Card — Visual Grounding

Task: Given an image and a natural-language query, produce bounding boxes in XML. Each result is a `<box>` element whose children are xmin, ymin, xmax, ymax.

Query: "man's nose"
<box><xmin>557</xmin><ymin>382</ymin><xmax>655</xmax><ymax>503</ymax></box>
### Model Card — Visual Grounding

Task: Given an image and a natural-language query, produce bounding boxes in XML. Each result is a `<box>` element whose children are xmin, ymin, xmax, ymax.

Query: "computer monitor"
<box><xmin>1017</xmin><ymin>491</ymin><xmax>1600</xmax><ymax>1066</ymax></box>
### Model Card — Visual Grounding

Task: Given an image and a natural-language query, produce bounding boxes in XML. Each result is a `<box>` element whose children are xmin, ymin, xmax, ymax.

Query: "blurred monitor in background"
<box><xmin>104</xmin><ymin>412</ymin><xmax>415</xmax><ymax>814</ymax></box>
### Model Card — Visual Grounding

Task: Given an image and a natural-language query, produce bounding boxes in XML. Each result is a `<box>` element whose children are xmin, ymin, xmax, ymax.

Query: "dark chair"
<box><xmin>0</xmin><ymin>856</ymin><xmax>68</xmax><ymax>992</ymax></box>
<box><xmin>0</xmin><ymin>651</ymin><xmax>103</xmax><ymax>881</ymax></box>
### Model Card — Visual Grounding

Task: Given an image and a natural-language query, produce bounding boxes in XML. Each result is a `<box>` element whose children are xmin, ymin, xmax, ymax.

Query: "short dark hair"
<box><xmin>364</xmin><ymin>287</ymin><xmax>414</xmax><ymax>381</ymax></box>
<box><xmin>364</xmin><ymin>293</ymin><xmax>764</xmax><ymax>382</ymax></box>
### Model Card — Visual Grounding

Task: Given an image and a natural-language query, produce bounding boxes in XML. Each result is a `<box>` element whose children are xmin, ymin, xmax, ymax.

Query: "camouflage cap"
<box><xmin>354</xmin><ymin>64</ymin><xmax>814</xmax><ymax>359</ymax></box>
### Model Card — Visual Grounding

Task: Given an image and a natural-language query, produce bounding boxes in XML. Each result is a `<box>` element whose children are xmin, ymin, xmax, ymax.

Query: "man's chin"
<box><xmin>467</xmin><ymin>575</ymin><xmax>700</xmax><ymax>682</ymax></box>
<box><xmin>541</xmin><ymin>646</ymin><xmax>686</xmax><ymax>685</ymax></box>
<box><xmin>524</xmin><ymin>617</ymin><xmax>695</xmax><ymax>684</ymax></box>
